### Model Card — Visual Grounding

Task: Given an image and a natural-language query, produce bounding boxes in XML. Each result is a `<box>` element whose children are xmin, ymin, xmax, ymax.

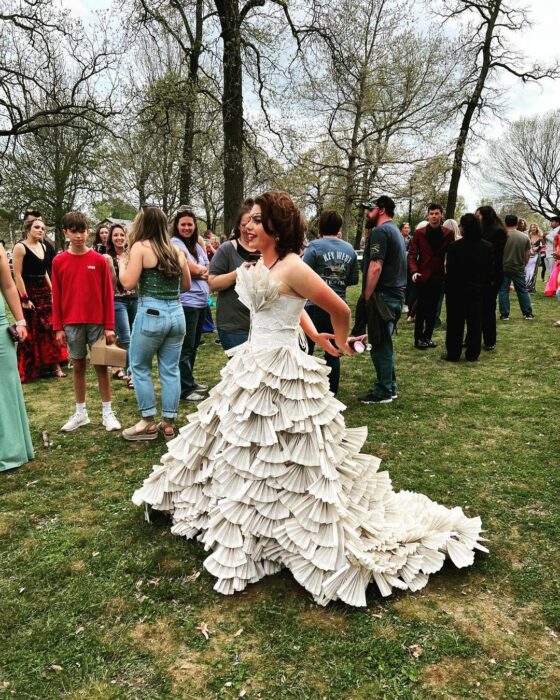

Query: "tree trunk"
<box><xmin>216</xmin><ymin>0</ymin><xmax>245</xmax><ymax>236</ymax></box>
<box><xmin>445</xmin><ymin>1</ymin><xmax>501</xmax><ymax>219</ymax></box>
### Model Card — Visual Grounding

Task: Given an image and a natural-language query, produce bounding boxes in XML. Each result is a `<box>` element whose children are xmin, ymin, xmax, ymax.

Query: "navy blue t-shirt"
<box><xmin>303</xmin><ymin>237</ymin><xmax>359</xmax><ymax>304</ymax></box>
<box><xmin>363</xmin><ymin>221</ymin><xmax>407</xmax><ymax>295</ymax></box>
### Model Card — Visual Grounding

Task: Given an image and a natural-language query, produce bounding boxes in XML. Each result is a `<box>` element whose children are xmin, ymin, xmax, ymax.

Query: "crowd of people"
<box><xmin>5</xmin><ymin>190</ymin><xmax>560</xmax><ymax>605</ymax></box>
<box><xmin>1</xmin><ymin>196</ymin><xmax>559</xmax><ymax>457</ymax></box>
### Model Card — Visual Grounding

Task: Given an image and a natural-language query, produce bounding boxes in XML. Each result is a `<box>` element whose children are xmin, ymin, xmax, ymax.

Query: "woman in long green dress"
<box><xmin>0</xmin><ymin>243</ymin><xmax>34</xmax><ymax>471</ymax></box>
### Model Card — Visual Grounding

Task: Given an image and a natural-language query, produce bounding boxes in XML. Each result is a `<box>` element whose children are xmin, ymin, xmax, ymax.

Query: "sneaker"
<box><xmin>391</xmin><ymin>393</ymin><xmax>398</xmax><ymax>400</ymax></box>
<box><xmin>194</xmin><ymin>382</ymin><xmax>208</xmax><ymax>391</ymax></box>
<box><xmin>523</xmin><ymin>313</ymin><xmax>534</xmax><ymax>320</ymax></box>
<box><xmin>182</xmin><ymin>391</ymin><xmax>206</xmax><ymax>402</ymax></box>
<box><xmin>61</xmin><ymin>411</ymin><xmax>90</xmax><ymax>432</ymax></box>
<box><xmin>103</xmin><ymin>411</ymin><xmax>121</xmax><ymax>432</ymax></box>
<box><xmin>499</xmin><ymin>314</ymin><xmax>510</xmax><ymax>321</ymax></box>
<box><xmin>358</xmin><ymin>392</ymin><xmax>393</xmax><ymax>404</ymax></box>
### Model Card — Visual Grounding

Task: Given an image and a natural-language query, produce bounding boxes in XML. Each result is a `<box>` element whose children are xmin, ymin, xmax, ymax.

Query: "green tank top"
<box><xmin>139</xmin><ymin>268</ymin><xmax>180</xmax><ymax>301</ymax></box>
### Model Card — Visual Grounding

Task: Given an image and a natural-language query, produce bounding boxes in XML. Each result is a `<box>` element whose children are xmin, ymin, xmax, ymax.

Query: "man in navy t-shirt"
<box><xmin>303</xmin><ymin>210</ymin><xmax>359</xmax><ymax>394</ymax></box>
<box><xmin>359</xmin><ymin>195</ymin><xmax>406</xmax><ymax>404</ymax></box>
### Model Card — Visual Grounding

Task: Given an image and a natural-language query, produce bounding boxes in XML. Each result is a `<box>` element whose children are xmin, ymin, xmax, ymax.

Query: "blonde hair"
<box><xmin>128</xmin><ymin>207</ymin><xmax>182</xmax><ymax>278</ymax></box>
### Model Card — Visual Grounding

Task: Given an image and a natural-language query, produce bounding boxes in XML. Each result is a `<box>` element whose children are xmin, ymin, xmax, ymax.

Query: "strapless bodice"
<box><xmin>236</xmin><ymin>262</ymin><xmax>307</xmax><ymax>349</ymax></box>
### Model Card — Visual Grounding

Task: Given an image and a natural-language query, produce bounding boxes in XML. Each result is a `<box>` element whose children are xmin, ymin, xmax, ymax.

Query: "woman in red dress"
<box><xmin>12</xmin><ymin>218</ymin><xmax>68</xmax><ymax>382</ymax></box>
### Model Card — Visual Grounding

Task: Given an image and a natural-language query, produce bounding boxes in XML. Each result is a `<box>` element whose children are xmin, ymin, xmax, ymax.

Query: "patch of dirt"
<box><xmin>65</xmin><ymin>682</ymin><xmax>116</xmax><ymax>699</ymax></box>
<box><xmin>299</xmin><ymin>607</ymin><xmax>349</xmax><ymax>632</ymax></box>
<box><xmin>393</xmin><ymin>595</ymin><xmax>439</xmax><ymax>624</ymax></box>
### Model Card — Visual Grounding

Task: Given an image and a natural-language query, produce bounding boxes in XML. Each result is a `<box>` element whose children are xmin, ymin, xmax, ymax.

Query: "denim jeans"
<box><xmin>114</xmin><ymin>296</ymin><xmax>137</xmax><ymax>374</ymax></box>
<box><xmin>129</xmin><ymin>297</ymin><xmax>186</xmax><ymax>418</ymax></box>
<box><xmin>305</xmin><ymin>304</ymin><xmax>340</xmax><ymax>395</ymax></box>
<box><xmin>218</xmin><ymin>328</ymin><xmax>249</xmax><ymax>351</ymax></box>
<box><xmin>498</xmin><ymin>270</ymin><xmax>532</xmax><ymax>317</ymax></box>
<box><xmin>179</xmin><ymin>306</ymin><xmax>206</xmax><ymax>398</ymax></box>
<box><xmin>369</xmin><ymin>291</ymin><xmax>403</xmax><ymax>399</ymax></box>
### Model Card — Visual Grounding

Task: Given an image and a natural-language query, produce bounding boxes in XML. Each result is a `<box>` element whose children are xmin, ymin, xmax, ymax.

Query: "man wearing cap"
<box><xmin>358</xmin><ymin>195</ymin><xmax>407</xmax><ymax>404</ymax></box>
<box><xmin>544</xmin><ymin>214</ymin><xmax>560</xmax><ymax>283</ymax></box>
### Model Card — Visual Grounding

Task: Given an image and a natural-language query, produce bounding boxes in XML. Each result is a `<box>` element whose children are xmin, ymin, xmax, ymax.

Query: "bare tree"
<box><xmin>438</xmin><ymin>0</ymin><xmax>560</xmax><ymax>219</ymax></box>
<box><xmin>488</xmin><ymin>110</ymin><xmax>560</xmax><ymax>218</ymax></box>
<box><xmin>0</xmin><ymin>0</ymin><xmax>117</xmax><ymax>144</ymax></box>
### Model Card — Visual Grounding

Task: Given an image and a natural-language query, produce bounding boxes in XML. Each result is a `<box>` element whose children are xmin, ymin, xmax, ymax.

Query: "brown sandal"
<box><xmin>122</xmin><ymin>420</ymin><xmax>159</xmax><ymax>441</ymax></box>
<box><xmin>158</xmin><ymin>421</ymin><xmax>176</xmax><ymax>441</ymax></box>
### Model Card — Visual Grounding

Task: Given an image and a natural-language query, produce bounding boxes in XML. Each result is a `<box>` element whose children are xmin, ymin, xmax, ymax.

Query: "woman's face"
<box><xmin>475</xmin><ymin>209</ymin><xmax>482</xmax><ymax>222</ymax></box>
<box><xmin>28</xmin><ymin>219</ymin><xmax>45</xmax><ymax>241</ymax></box>
<box><xmin>401</xmin><ymin>223</ymin><xmax>410</xmax><ymax>237</ymax></box>
<box><xmin>111</xmin><ymin>227</ymin><xmax>126</xmax><ymax>250</ymax></box>
<box><xmin>177</xmin><ymin>215</ymin><xmax>196</xmax><ymax>239</ymax></box>
<box><xmin>239</xmin><ymin>212</ymin><xmax>258</xmax><ymax>250</ymax></box>
<box><xmin>246</xmin><ymin>205</ymin><xmax>272</xmax><ymax>252</ymax></box>
<box><xmin>529</xmin><ymin>224</ymin><xmax>537</xmax><ymax>234</ymax></box>
<box><xmin>99</xmin><ymin>227</ymin><xmax>109</xmax><ymax>245</ymax></box>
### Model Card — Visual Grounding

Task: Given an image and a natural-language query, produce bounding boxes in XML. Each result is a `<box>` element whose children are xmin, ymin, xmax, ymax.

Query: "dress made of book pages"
<box><xmin>133</xmin><ymin>262</ymin><xmax>487</xmax><ymax>606</ymax></box>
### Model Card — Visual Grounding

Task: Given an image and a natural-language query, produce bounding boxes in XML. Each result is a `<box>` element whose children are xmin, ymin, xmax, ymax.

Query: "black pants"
<box><xmin>481</xmin><ymin>285</ymin><xmax>499</xmax><ymax>348</ymax></box>
<box><xmin>306</xmin><ymin>305</ymin><xmax>340</xmax><ymax>395</ymax></box>
<box><xmin>414</xmin><ymin>279</ymin><xmax>442</xmax><ymax>343</ymax></box>
<box><xmin>445</xmin><ymin>290</ymin><xmax>483</xmax><ymax>361</ymax></box>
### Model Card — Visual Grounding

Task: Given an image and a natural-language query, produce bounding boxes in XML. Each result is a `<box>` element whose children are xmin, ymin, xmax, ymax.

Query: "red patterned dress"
<box><xmin>17</xmin><ymin>243</ymin><xmax>67</xmax><ymax>382</ymax></box>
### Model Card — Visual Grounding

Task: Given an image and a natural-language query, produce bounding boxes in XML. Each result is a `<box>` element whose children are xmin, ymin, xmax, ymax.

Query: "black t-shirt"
<box><xmin>362</xmin><ymin>221</ymin><xmax>407</xmax><ymax>295</ymax></box>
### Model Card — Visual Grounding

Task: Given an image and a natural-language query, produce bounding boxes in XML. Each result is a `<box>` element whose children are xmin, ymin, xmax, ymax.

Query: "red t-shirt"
<box><xmin>51</xmin><ymin>249</ymin><xmax>115</xmax><ymax>330</ymax></box>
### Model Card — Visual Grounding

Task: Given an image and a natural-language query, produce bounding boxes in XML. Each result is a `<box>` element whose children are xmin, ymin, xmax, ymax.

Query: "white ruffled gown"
<box><xmin>132</xmin><ymin>262</ymin><xmax>487</xmax><ymax>606</ymax></box>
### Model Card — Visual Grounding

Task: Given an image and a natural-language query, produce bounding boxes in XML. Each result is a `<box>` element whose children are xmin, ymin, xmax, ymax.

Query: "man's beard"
<box><xmin>365</xmin><ymin>212</ymin><xmax>379</xmax><ymax>229</ymax></box>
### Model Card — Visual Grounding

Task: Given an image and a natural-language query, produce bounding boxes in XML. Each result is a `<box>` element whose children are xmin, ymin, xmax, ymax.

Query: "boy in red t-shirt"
<box><xmin>52</xmin><ymin>212</ymin><xmax>121</xmax><ymax>432</ymax></box>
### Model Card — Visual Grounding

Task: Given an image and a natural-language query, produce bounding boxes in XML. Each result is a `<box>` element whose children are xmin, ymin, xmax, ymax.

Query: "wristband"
<box><xmin>20</xmin><ymin>294</ymin><xmax>29</xmax><ymax>302</ymax></box>
<box><xmin>15</xmin><ymin>319</ymin><xmax>27</xmax><ymax>327</ymax></box>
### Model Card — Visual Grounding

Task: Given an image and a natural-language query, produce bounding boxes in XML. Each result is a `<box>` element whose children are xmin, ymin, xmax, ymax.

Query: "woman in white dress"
<box><xmin>133</xmin><ymin>191</ymin><xmax>486</xmax><ymax>607</ymax></box>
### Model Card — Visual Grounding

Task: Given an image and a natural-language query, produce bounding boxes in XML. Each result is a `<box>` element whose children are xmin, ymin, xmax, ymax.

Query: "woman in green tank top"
<box><xmin>118</xmin><ymin>207</ymin><xmax>191</xmax><ymax>441</ymax></box>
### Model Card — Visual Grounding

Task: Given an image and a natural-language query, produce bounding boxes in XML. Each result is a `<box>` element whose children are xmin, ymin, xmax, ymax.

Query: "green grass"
<box><xmin>1</xmin><ymin>284</ymin><xmax>559</xmax><ymax>699</ymax></box>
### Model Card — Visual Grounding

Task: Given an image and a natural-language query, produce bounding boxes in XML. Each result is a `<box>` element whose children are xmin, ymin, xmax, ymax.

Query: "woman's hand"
<box><xmin>22</xmin><ymin>299</ymin><xmax>34</xmax><ymax>310</ymax></box>
<box><xmin>316</xmin><ymin>333</ymin><xmax>342</xmax><ymax>357</ymax></box>
<box><xmin>16</xmin><ymin>325</ymin><xmax>28</xmax><ymax>342</ymax></box>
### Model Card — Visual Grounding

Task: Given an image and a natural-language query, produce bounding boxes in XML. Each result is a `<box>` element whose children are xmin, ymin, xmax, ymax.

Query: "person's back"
<box><xmin>304</xmin><ymin>236</ymin><xmax>358</xmax><ymax>301</ymax></box>
<box><xmin>503</xmin><ymin>229</ymin><xmax>530</xmax><ymax>274</ymax></box>
<box><xmin>446</xmin><ymin>237</ymin><xmax>493</xmax><ymax>291</ymax></box>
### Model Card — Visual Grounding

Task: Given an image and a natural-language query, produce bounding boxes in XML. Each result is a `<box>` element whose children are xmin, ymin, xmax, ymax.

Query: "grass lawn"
<box><xmin>1</xmin><ymin>284</ymin><xmax>559</xmax><ymax>699</ymax></box>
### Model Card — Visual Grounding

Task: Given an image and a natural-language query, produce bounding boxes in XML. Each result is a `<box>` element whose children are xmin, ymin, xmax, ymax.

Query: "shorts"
<box><xmin>63</xmin><ymin>324</ymin><xmax>105</xmax><ymax>360</ymax></box>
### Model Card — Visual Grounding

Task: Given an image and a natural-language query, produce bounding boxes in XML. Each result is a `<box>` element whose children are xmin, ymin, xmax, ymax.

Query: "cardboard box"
<box><xmin>90</xmin><ymin>337</ymin><xmax>126</xmax><ymax>367</ymax></box>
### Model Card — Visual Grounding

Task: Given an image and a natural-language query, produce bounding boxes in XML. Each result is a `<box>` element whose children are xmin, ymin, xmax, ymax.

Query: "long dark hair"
<box><xmin>476</xmin><ymin>205</ymin><xmax>505</xmax><ymax>239</ymax></box>
<box><xmin>106</xmin><ymin>224</ymin><xmax>127</xmax><ymax>258</ymax></box>
<box><xmin>254</xmin><ymin>191</ymin><xmax>306</xmax><ymax>259</ymax></box>
<box><xmin>93</xmin><ymin>223</ymin><xmax>110</xmax><ymax>249</ymax></box>
<box><xmin>171</xmin><ymin>209</ymin><xmax>199</xmax><ymax>261</ymax></box>
<box><xmin>459</xmin><ymin>213</ymin><xmax>482</xmax><ymax>240</ymax></box>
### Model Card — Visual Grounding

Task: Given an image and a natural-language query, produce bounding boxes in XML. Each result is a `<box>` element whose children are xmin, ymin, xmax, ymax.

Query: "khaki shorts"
<box><xmin>63</xmin><ymin>324</ymin><xmax>104</xmax><ymax>360</ymax></box>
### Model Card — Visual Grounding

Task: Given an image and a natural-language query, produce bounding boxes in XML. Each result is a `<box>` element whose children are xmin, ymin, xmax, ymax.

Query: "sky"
<box><xmin>60</xmin><ymin>0</ymin><xmax>560</xmax><ymax>210</ymax></box>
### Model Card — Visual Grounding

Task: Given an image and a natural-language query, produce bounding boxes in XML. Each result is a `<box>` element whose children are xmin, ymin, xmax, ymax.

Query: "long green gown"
<box><xmin>0</xmin><ymin>294</ymin><xmax>34</xmax><ymax>471</ymax></box>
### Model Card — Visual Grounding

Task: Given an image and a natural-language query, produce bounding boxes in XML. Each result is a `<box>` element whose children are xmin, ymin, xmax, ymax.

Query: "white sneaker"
<box><xmin>61</xmin><ymin>411</ymin><xmax>91</xmax><ymax>432</ymax></box>
<box><xmin>102</xmin><ymin>411</ymin><xmax>121</xmax><ymax>432</ymax></box>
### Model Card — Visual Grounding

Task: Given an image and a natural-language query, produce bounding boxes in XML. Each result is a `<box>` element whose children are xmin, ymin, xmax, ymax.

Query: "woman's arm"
<box><xmin>179</xmin><ymin>251</ymin><xmax>192</xmax><ymax>291</ymax></box>
<box><xmin>283</xmin><ymin>256</ymin><xmax>352</xmax><ymax>352</ymax></box>
<box><xmin>118</xmin><ymin>242</ymin><xmax>144</xmax><ymax>290</ymax></box>
<box><xmin>0</xmin><ymin>247</ymin><xmax>27</xmax><ymax>340</ymax></box>
<box><xmin>209</xmin><ymin>269</ymin><xmax>238</xmax><ymax>292</ymax></box>
<box><xmin>11</xmin><ymin>243</ymin><xmax>33</xmax><ymax>307</ymax></box>
<box><xmin>299</xmin><ymin>309</ymin><xmax>341</xmax><ymax>357</ymax></box>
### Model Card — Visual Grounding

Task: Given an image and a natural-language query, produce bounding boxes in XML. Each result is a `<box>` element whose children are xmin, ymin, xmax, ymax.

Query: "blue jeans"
<box><xmin>218</xmin><ymin>328</ymin><xmax>248</xmax><ymax>350</ymax></box>
<box><xmin>179</xmin><ymin>306</ymin><xmax>206</xmax><ymax>397</ymax></box>
<box><xmin>369</xmin><ymin>291</ymin><xmax>403</xmax><ymax>399</ymax></box>
<box><xmin>498</xmin><ymin>270</ymin><xmax>532</xmax><ymax>317</ymax></box>
<box><xmin>129</xmin><ymin>297</ymin><xmax>186</xmax><ymax>419</ymax></box>
<box><xmin>114</xmin><ymin>297</ymin><xmax>137</xmax><ymax>374</ymax></box>
<box><xmin>305</xmin><ymin>304</ymin><xmax>340</xmax><ymax>395</ymax></box>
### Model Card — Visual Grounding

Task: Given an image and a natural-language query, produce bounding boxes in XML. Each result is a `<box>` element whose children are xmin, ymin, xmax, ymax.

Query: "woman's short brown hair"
<box><xmin>254</xmin><ymin>191</ymin><xmax>305</xmax><ymax>258</ymax></box>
